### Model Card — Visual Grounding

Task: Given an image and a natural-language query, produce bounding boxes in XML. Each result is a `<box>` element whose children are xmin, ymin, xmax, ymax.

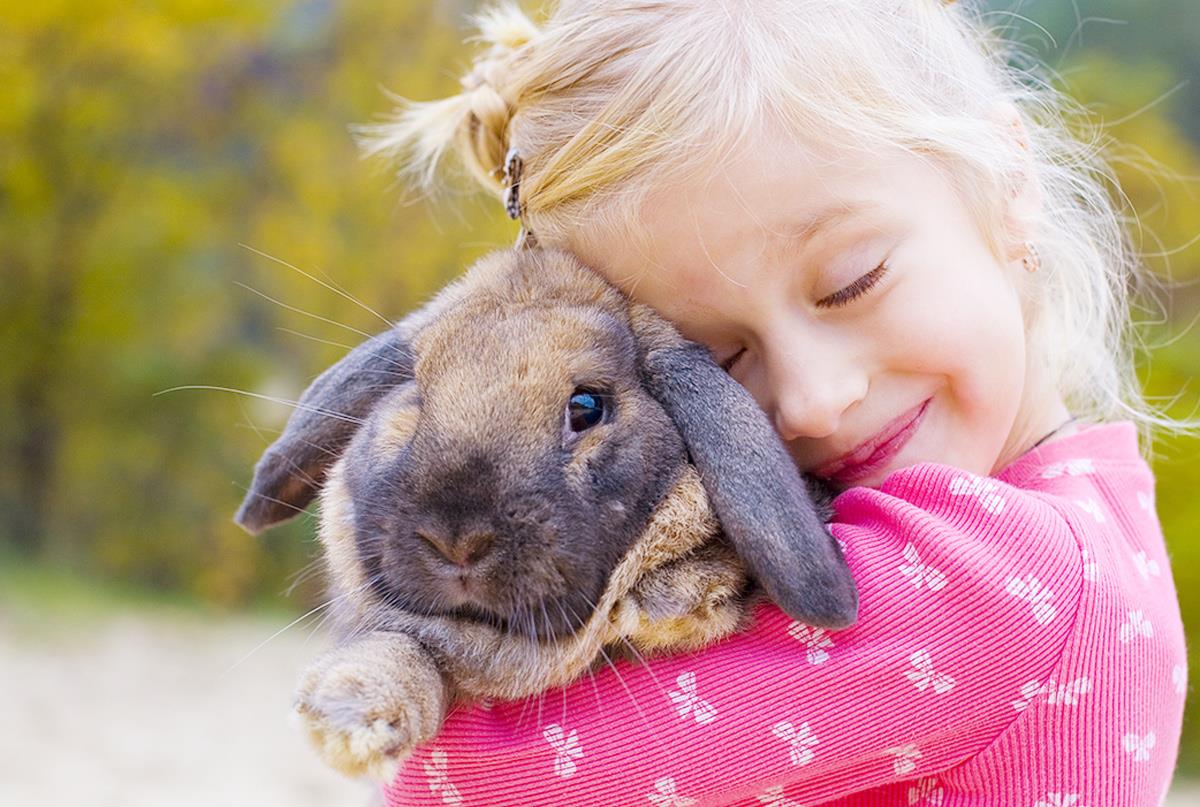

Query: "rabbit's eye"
<box><xmin>567</xmin><ymin>389</ymin><xmax>607</xmax><ymax>432</ymax></box>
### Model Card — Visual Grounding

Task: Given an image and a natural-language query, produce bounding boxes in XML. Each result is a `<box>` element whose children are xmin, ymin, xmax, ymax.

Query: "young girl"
<box><xmin>360</xmin><ymin>1</ymin><xmax>1189</xmax><ymax>804</ymax></box>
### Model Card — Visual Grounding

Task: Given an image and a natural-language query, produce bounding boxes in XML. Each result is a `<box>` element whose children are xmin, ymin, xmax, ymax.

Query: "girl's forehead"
<box><xmin>625</xmin><ymin>135</ymin><xmax>921</xmax><ymax>275</ymax></box>
<box><xmin>568</xmin><ymin>131</ymin><xmax>971</xmax><ymax>338</ymax></box>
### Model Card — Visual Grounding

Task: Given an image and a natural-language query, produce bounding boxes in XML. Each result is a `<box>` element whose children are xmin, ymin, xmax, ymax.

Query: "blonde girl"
<box><xmin>361</xmin><ymin>1</ymin><xmax>1189</xmax><ymax>804</ymax></box>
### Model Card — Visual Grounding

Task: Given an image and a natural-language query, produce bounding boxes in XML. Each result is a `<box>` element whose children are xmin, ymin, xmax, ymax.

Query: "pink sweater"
<box><xmin>381</xmin><ymin>421</ymin><xmax>1187</xmax><ymax>806</ymax></box>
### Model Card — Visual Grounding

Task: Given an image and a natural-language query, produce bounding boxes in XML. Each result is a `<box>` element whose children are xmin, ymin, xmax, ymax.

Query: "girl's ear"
<box><xmin>991</xmin><ymin>102</ymin><xmax>1045</xmax><ymax>261</ymax></box>
<box><xmin>234</xmin><ymin>328</ymin><xmax>416</xmax><ymax>535</ymax></box>
<box><xmin>630</xmin><ymin>305</ymin><xmax>859</xmax><ymax>629</ymax></box>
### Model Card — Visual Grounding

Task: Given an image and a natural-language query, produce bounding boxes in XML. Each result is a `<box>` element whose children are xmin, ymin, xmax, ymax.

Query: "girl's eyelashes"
<box><xmin>816</xmin><ymin>262</ymin><xmax>891</xmax><ymax>309</ymax></box>
<box><xmin>717</xmin><ymin>259</ymin><xmax>891</xmax><ymax>373</ymax></box>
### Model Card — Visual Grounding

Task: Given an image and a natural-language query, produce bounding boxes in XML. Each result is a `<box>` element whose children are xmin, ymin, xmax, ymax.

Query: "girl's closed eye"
<box><xmin>718</xmin><ymin>260</ymin><xmax>892</xmax><ymax>373</ymax></box>
<box><xmin>818</xmin><ymin>261</ymin><xmax>891</xmax><ymax>309</ymax></box>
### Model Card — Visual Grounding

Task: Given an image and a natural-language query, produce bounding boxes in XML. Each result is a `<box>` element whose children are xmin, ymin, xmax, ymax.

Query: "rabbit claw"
<box><xmin>292</xmin><ymin>633</ymin><xmax>446</xmax><ymax>780</ymax></box>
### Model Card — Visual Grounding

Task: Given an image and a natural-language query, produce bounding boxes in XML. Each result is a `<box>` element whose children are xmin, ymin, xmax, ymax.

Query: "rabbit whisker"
<box><xmin>574</xmin><ymin>593</ymin><xmax>675</xmax><ymax>750</ymax></box>
<box><xmin>348</xmin><ymin>366</ymin><xmax>414</xmax><ymax>377</ymax></box>
<box><xmin>272</xmin><ymin>452</ymin><xmax>328</xmax><ymax>495</ymax></box>
<box><xmin>531</xmin><ymin>606</ymin><xmax>548</xmax><ymax>730</ymax></box>
<box><xmin>591</xmin><ymin>637</ymin><xmax>669</xmax><ymax>753</ymax></box>
<box><xmin>276</xmin><ymin>327</ymin><xmax>358</xmax><ymax>351</ymax></box>
<box><xmin>239</xmin><ymin>243</ymin><xmax>397</xmax><ymax>330</ymax></box>
<box><xmin>539</xmin><ymin>597</ymin><xmax>559</xmax><ymax>725</ymax></box>
<box><xmin>611</xmin><ymin>631</ymin><xmax>675</xmax><ymax>714</ymax></box>
<box><xmin>563</xmin><ymin>594</ymin><xmax>607</xmax><ymax>719</ymax></box>
<box><xmin>294</xmin><ymin>435</ymin><xmax>344</xmax><ymax>461</ymax></box>
<box><xmin>342</xmin><ymin>577</ymin><xmax>395</xmax><ymax>641</ymax></box>
<box><xmin>154</xmin><ymin>385</ymin><xmax>365</xmax><ymax>425</ymax></box>
<box><xmin>241</xmin><ymin>487</ymin><xmax>318</xmax><ymax>519</ymax></box>
<box><xmin>303</xmin><ymin>574</ymin><xmax>388</xmax><ymax>648</ymax></box>
<box><xmin>236</xmin><ymin>410</ymin><xmax>327</xmax><ymax>498</ymax></box>
<box><xmin>511</xmin><ymin>603</ymin><xmax>539</xmax><ymax>729</ymax></box>
<box><xmin>234</xmin><ymin>280</ymin><xmax>377</xmax><ymax>340</ymax></box>
<box><xmin>283</xmin><ymin>557</ymin><xmax>327</xmax><ymax>598</ymax></box>
<box><xmin>304</xmin><ymin>602</ymin><xmax>342</xmax><ymax>648</ymax></box>
<box><xmin>221</xmin><ymin>580</ymin><xmax>372</xmax><ymax>679</ymax></box>
<box><xmin>539</xmin><ymin>596</ymin><xmax>555</xmax><ymax>641</ymax></box>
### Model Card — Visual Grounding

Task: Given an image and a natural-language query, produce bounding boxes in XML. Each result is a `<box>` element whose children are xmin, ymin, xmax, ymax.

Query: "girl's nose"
<box><xmin>767</xmin><ymin>346</ymin><xmax>868</xmax><ymax>443</ymax></box>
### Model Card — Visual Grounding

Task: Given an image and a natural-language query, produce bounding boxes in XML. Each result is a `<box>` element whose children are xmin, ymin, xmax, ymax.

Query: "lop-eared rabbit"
<box><xmin>235</xmin><ymin>247</ymin><xmax>857</xmax><ymax>779</ymax></box>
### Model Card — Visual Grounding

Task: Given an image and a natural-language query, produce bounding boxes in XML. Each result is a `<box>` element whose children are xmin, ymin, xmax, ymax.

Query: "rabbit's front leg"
<box><xmin>622</xmin><ymin>541</ymin><xmax>754</xmax><ymax>654</ymax></box>
<box><xmin>293</xmin><ymin>630</ymin><xmax>448</xmax><ymax>781</ymax></box>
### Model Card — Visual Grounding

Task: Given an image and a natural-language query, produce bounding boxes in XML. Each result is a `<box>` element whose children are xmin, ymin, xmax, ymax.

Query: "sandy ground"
<box><xmin>0</xmin><ymin>606</ymin><xmax>377</xmax><ymax>807</ymax></box>
<box><xmin>0</xmin><ymin>606</ymin><xmax>1195</xmax><ymax>807</ymax></box>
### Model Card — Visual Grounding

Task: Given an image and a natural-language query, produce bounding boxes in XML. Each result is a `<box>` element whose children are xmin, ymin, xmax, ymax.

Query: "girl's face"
<box><xmin>571</xmin><ymin>124</ymin><xmax>1072</xmax><ymax>491</ymax></box>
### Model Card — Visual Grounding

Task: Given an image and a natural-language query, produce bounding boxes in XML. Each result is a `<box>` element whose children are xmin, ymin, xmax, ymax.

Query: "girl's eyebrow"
<box><xmin>772</xmin><ymin>201</ymin><xmax>883</xmax><ymax>251</ymax></box>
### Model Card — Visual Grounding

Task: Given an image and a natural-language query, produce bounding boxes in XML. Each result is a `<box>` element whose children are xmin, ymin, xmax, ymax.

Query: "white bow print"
<box><xmin>1123</xmin><ymin>731</ymin><xmax>1156</xmax><ymax>762</ymax></box>
<box><xmin>757</xmin><ymin>785</ymin><xmax>804</xmax><ymax>807</ymax></box>
<box><xmin>1005</xmin><ymin>574</ymin><xmax>1057</xmax><ymax>625</ymax></box>
<box><xmin>1014</xmin><ymin>676</ymin><xmax>1093</xmax><ymax>711</ymax></box>
<box><xmin>1039</xmin><ymin>458</ymin><xmax>1095</xmax><ymax>479</ymax></box>
<box><xmin>1046</xmin><ymin>676</ymin><xmax>1093</xmax><ymax>706</ymax></box>
<box><xmin>907</xmin><ymin>776</ymin><xmax>945</xmax><ymax>805</ymax></box>
<box><xmin>1118</xmin><ymin>610</ymin><xmax>1153</xmax><ymax>643</ymax></box>
<box><xmin>949</xmin><ymin>475</ymin><xmax>1006</xmax><ymax>514</ymax></box>
<box><xmin>668</xmin><ymin>671</ymin><xmax>718</xmax><ymax>724</ymax></box>
<box><xmin>886</xmin><ymin>743</ymin><xmax>923</xmax><ymax>775</ymax></box>
<box><xmin>1137</xmin><ymin>490</ymin><xmax>1154</xmax><ymax>513</ymax></box>
<box><xmin>899</xmin><ymin>543</ymin><xmax>948</xmax><ymax>592</ymax></box>
<box><xmin>1081</xmin><ymin>549</ymin><xmax>1099</xmax><ymax>582</ymax></box>
<box><xmin>543</xmin><ymin>723</ymin><xmax>584</xmax><ymax>778</ymax></box>
<box><xmin>423</xmin><ymin>750</ymin><xmax>464</xmax><ymax>806</ymax></box>
<box><xmin>1132</xmin><ymin>551</ymin><xmax>1161</xmax><ymax>581</ymax></box>
<box><xmin>647</xmin><ymin>776</ymin><xmax>697</xmax><ymax>806</ymax></box>
<box><xmin>905</xmin><ymin>650</ymin><xmax>956</xmax><ymax>694</ymax></box>
<box><xmin>1012</xmin><ymin>679</ymin><xmax>1045</xmax><ymax>712</ymax></box>
<box><xmin>1074</xmin><ymin>498</ymin><xmax>1106</xmax><ymax>524</ymax></box>
<box><xmin>787</xmin><ymin>622</ymin><xmax>834</xmax><ymax>665</ymax></box>
<box><xmin>772</xmin><ymin>720</ymin><xmax>818</xmax><ymax>766</ymax></box>
<box><xmin>1035</xmin><ymin>794</ymin><xmax>1084</xmax><ymax>807</ymax></box>
<box><xmin>1174</xmin><ymin>664</ymin><xmax>1188</xmax><ymax>695</ymax></box>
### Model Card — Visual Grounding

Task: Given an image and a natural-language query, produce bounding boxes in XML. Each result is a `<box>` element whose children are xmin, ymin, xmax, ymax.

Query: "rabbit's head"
<box><xmin>236</xmin><ymin>248</ymin><xmax>857</xmax><ymax>641</ymax></box>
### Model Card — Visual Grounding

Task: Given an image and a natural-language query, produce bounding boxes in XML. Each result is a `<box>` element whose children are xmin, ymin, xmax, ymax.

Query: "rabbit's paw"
<box><xmin>628</xmin><ymin>542</ymin><xmax>749</xmax><ymax>651</ymax></box>
<box><xmin>292</xmin><ymin>632</ymin><xmax>446</xmax><ymax>781</ymax></box>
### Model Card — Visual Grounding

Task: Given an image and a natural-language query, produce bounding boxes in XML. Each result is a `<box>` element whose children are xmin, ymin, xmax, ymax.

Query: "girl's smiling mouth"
<box><xmin>812</xmin><ymin>398</ymin><xmax>931</xmax><ymax>486</ymax></box>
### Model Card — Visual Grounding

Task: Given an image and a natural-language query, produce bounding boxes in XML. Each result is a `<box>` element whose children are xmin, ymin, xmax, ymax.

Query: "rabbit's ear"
<box><xmin>631</xmin><ymin>306</ymin><xmax>859</xmax><ymax>629</ymax></box>
<box><xmin>234</xmin><ymin>328</ymin><xmax>415</xmax><ymax>535</ymax></box>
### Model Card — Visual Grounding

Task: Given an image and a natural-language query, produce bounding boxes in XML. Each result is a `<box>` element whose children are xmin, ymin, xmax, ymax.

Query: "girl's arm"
<box><xmin>381</xmin><ymin>462</ymin><xmax>1084</xmax><ymax>807</ymax></box>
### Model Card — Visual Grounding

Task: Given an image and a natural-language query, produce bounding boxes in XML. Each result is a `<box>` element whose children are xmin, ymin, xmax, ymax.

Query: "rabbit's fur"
<box><xmin>236</xmin><ymin>247</ymin><xmax>856</xmax><ymax>779</ymax></box>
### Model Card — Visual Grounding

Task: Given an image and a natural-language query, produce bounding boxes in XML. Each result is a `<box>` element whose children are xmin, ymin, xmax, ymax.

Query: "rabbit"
<box><xmin>234</xmin><ymin>246</ymin><xmax>857</xmax><ymax>780</ymax></box>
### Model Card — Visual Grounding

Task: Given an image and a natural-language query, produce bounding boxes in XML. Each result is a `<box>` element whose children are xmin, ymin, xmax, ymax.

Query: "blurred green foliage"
<box><xmin>1</xmin><ymin>0</ymin><xmax>1197</xmax><ymax>774</ymax></box>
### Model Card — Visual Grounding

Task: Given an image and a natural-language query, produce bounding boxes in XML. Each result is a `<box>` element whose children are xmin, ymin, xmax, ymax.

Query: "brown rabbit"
<box><xmin>235</xmin><ymin>247</ymin><xmax>857</xmax><ymax>780</ymax></box>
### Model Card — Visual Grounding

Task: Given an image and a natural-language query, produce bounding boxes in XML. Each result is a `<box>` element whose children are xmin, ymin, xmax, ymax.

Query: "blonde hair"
<box><xmin>359</xmin><ymin>0</ymin><xmax>1197</xmax><ymax>453</ymax></box>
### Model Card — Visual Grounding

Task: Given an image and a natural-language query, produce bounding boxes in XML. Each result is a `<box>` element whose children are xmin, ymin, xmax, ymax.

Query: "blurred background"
<box><xmin>1</xmin><ymin>1</ymin><xmax>1196</xmax><ymax>804</ymax></box>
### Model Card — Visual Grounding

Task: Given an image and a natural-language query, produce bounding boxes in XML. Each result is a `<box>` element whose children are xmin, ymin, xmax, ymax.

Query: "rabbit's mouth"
<box><xmin>375</xmin><ymin>575</ymin><xmax>606</xmax><ymax>642</ymax></box>
<box><xmin>445</xmin><ymin>588</ymin><xmax>605</xmax><ymax>642</ymax></box>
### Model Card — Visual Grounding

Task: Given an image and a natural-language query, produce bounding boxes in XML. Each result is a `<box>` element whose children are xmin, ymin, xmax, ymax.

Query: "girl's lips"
<box><xmin>812</xmin><ymin>398</ymin><xmax>931</xmax><ymax>485</ymax></box>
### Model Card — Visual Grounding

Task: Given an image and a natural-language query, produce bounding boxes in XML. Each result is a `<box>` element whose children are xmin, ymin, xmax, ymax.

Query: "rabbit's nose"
<box><xmin>417</xmin><ymin>528</ymin><xmax>495</xmax><ymax>568</ymax></box>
